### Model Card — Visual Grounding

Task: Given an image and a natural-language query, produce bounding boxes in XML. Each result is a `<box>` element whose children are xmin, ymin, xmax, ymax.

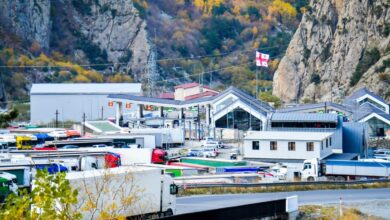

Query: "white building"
<box><xmin>30</xmin><ymin>83</ymin><xmax>142</xmax><ymax>124</ymax></box>
<box><xmin>244</xmin><ymin>131</ymin><xmax>334</xmax><ymax>171</ymax></box>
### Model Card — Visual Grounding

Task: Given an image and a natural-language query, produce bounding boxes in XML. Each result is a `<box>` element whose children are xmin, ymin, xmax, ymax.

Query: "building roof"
<box><xmin>31</xmin><ymin>83</ymin><xmax>142</xmax><ymax>95</ymax></box>
<box><xmin>185</xmin><ymin>91</ymin><xmax>218</xmax><ymax>100</ymax></box>
<box><xmin>344</xmin><ymin>87</ymin><xmax>387</xmax><ymax>106</ymax></box>
<box><xmin>270</xmin><ymin>113</ymin><xmax>339</xmax><ymax>123</ymax></box>
<box><xmin>353</xmin><ymin>102</ymin><xmax>390</xmax><ymax>122</ymax></box>
<box><xmin>85</xmin><ymin>121</ymin><xmax>122</xmax><ymax>133</ymax></box>
<box><xmin>214</xmin><ymin>87</ymin><xmax>274</xmax><ymax>113</ymax></box>
<box><xmin>277</xmin><ymin>102</ymin><xmax>352</xmax><ymax>114</ymax></box>
<box><xmin>109</xmin><ymin>86</ymin><xmax>275</xmax><ymax>114</ymax></box>
<box><xmin>158</xmin><ymin>92</ymin><xmax>174</xmax><ymax>99</ymax></box>
<box><xmin>174</xmin><ymin>82</ymin><xmax>200</xmax><ymax>89</ymax></box>
<box><xmin>323</xmin><ymin>153</ymin><xmax>359</xmax><ymax>161</ymax></box>
<box><xmin>245</xmin><ymin>131</ymin><xmax>333</xmax><ymax>141</ymax></box>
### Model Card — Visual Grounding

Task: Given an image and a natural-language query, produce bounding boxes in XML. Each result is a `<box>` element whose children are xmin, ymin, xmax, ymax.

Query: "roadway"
<box><xmin>176</xmin><ymin>188</ymin><xmax>390</xmax><ymax>215</ymax></box>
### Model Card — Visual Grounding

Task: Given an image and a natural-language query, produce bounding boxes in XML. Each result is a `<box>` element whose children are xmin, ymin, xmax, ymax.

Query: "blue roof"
<box><xmin>323</xmin><ymin>153</ymin><xmax>359</xmax><ymax>161</ymax></box>
<box><xmin>353</xmin><ymin>102</ymin><xmax>390</xmax><ymax>122</ymax></box>
<box><xmin>344</xmin><ymin>87</ymin><xmax>387</xmax><ymax>106</ymax></box>
<box><xmin>109</xmin><ymin>86</ymin><xmax>275</xmax><ymax>114</ymax></box>
<box><xmin>327</xmin><ymin>159</ymin><xmax>390</xmax><ymax>168</ymax></box>
<box><xmin>277</xmin><ymin>102</ymin><xmax>352</xmax><ymax>113</ymax></box>
<box><xmin>270</xmin><ymin>113</ymin><xmax>338</xmax><ymax>122</ymax></box>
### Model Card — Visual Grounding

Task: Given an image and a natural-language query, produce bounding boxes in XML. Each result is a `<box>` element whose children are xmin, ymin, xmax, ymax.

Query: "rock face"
<box><xmin>0</xmin><ymin>0</ymin><xmax>51</xmax><ymax>49</ymax></box>
<box><xmin>0</xmin><ymin>0</ymin><xmax>150</xmax><ymax>79</ymax></box>
<box><xmin>273</xmin><ymin>0</ymin><xmax>390</xmax><ymax>103</ymax></box>
<box><xmin>71</xmin><ymin>0</ymin><xmax>150</xmax><ymax>78</ymax></box>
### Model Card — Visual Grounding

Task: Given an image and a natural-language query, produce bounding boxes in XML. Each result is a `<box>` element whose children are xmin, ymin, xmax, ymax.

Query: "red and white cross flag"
<box><xmin>256</xmin><ymin>51</ymin><xmax>270</xmax><ymax>67</ymax></box>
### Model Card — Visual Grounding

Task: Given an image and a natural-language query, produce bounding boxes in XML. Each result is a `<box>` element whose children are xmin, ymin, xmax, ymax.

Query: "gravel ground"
<box><xmin>339</xmin><ymin>199</ymin><xmax>390</xmax><ymax>219</ymax></box>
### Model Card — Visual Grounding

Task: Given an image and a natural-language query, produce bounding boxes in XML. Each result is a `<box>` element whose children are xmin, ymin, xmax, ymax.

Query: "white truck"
<box><xmin>301</xmin><ymin>158</ymin><xmax>390</xmax><ymax>181</ymax></box>
<box><xmin>66</xmin><ymin>166</ymin><xmax>177</xmax><ymax>219</ymax></box>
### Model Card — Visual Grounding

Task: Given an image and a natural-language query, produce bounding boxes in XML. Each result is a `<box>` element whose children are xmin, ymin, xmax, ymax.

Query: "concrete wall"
<box><xmin>31</xmin><ymin>94</ymin><xmax>138</xmax><ymax>124</ymax></box>
<box><xmin>244</xmin><ymin>139</ymin><xmax>332</xmax><ymax>160</ymax></box>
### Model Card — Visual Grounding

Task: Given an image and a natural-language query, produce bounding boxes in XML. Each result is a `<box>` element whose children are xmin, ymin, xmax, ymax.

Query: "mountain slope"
<box><xmin>273</xmin><ymin>0</ymin><xmax>390</xmax><ymax>103</ymax></box>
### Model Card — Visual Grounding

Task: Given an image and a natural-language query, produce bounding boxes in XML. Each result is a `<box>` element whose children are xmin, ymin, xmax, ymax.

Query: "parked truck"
<box><xmin>65</xmin><ymin>166</ymin><xmax>178</xmax><ymax>219</ymax></box>
<box><xmin>301</xmin><ymin>158</ymin><xmax>390</xmax><ymax>181</ymax></box>
<box><xmin>16</xmin><ymin>135</ymin><xmax>38</xmax><ymax>150</ymax></box>
<box><xmin>0</xmin><ymin>172</ymin><xmax>18</xmax><ymax>203</ymax></box>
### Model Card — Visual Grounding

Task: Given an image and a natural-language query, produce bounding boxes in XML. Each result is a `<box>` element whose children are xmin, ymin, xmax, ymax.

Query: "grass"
<box><xmin>298</xmin><ymin>205</ymin><xmax>382</xmax><ymax>220</ymax></box>
<box><xmin>12</xmin><ymin>102</ymin><xmax>30</xmax><ymax>122</ymax></box>
<box><xmin>179</xmin><ymin>181</ymin><xmax>390</xmax><ymax>196</ymax></box>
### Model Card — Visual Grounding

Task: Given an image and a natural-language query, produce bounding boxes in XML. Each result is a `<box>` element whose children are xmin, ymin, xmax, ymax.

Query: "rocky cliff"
<box><xmin>273</xmin><ymin>0</ymin><xmax>390</xmax><ymax>103</ymax></box>
<box><xmin>0</xmin><ymin>0</ymin><xmax>51</xmax><ymax>50</ymax></box>
<box><xmin>0</xmin><ymin>0</ymin><xmax>150</xmax><ymax>79</ymax></box>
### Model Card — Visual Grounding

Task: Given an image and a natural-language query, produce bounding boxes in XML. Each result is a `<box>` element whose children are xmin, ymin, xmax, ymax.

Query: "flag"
<box><xmin>256</xmin><ymin>51</ymin><xmax>269</xmax><ymax>67</ymax></box>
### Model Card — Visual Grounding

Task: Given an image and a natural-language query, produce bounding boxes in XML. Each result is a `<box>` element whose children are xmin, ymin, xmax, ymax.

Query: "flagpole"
<box><xmin>256</xmin><ymin>66</ymin><xmax>258</xmax><ymax>99</ymax></box>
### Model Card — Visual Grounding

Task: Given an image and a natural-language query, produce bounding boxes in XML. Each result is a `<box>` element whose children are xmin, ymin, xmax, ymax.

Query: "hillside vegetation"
<box><xmin>0</xmin><ymin>0</ymin><xmax>307</xmax><ymax>104</ymax></box>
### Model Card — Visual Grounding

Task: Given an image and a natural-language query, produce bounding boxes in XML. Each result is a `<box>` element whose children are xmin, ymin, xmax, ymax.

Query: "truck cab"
<box><xmin>16</xmin><ymin>135</ymin><xmax>38</xmax><ymax>150</ymax></box>
<box><xmin>0</xmin><ymin>172</ymin><xmax>18</xmax><ymax>202</ymax></box>
<box><xmin>301</xmin><ymin>158</ymin><xmax>320</xmax><ymax>181</ymax></box>
<box><xmin>161</xmin><ymin>174</ymin><xmax>178</xmax><ymax>217</ymax></box>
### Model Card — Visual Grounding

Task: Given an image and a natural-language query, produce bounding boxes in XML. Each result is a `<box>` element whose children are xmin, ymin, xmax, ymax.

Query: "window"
<box><xmin>321</xmin><ymin>142</ymin><xmax>323</xmax><ymax>150</ymax></box>
<box><xmin>270</xmin><ymin>141</ymin><xmax>277</xmax><ymax>150</ymax></box>
<box><xmin>303</xmin><ymin>163</ymin><xmax>312</xmax><ymax>170</ymax></box>
<box><xmin>326</xmin><ymin>139</ymin><xmax>328</xmax><ymax>148</ymax></box>
<box><xmin>288</xmin><ymin>142</ymin><xmax>296</xmax><ymax>151</ymax></box>
<box><xmin>306</xmin><ymin>142</ymin><xmax>314</xmax><ymax>151</ymax></box>
<box><xmin>252</xmin><ymin>141</ymin><xmax>259</xmax><ymax>150</ymax></box>
<box><xmin>329</xmin><ymin>137</ymin><xmax>332</xmax><ymax>146</ymax></box>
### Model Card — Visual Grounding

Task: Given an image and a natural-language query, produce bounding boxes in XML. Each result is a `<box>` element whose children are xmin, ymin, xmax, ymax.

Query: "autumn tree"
<box><xmin>107</xmin><ymin>73</ymin><xmax>133</xmax><ymax>83</ymax></box>
<box><xmin>268</xmin><ymin>0</ymin><xmax>297</xmax><ymax>23</ymax></box>
<box><xmin>0</xmin><ymin>170</ymin><xmax>81</xmax><ymax>220</ymax></box>
<box><xmin>194</xmin><ymin>0</ymin><xmax>224</xmax><ymax>15</ymax></box>
<box><xmin>74</xmin><ymin>167</ymin><xmax>145</xmax><ymax>219</ymax></box>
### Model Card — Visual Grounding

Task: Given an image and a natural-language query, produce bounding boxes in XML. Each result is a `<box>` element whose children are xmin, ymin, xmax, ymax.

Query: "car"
<box><xmin>92</xmin><ymin>144</ymin><xmax>109</xmax><ymax>148</ymax></box>
<box><xmin>186</xmin><ymin>149</ymin><xmax>202</xmax><ymax>157</ymax></box>
<box><xmin>201</xmin><ymin>137</ymin><xmax>215</xmax><ymax>146</ymax></box>
<box><xmin>200</xmin><ymin>148</ymin><xmax>217</xmax><ymax>158</ymax></box>
<box><xmin>202</xmin><ymin>140</ymin><xmax>221</xmax><ymax>148</ymax></box>
<box><xmin>33</xmin><ymin>144</ymin><xmax>57</xmax><ymax>151</ymax></box>
<box><xmin>62</xmin><ymin>145</ymin><xmax>80</xmax><ymax>149</ymax></box>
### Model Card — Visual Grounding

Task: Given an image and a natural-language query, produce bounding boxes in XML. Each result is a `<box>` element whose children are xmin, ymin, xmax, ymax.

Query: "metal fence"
<box><xmin>179</xmin><ymin>178</ymin><xmax>390</xmax><ymax>189</ymax></box>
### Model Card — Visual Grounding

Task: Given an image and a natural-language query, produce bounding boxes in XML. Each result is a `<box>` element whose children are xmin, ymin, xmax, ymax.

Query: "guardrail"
<box><xmin>178</xmin><ymin>178</ymin><xmax>390</xmax><ymax>189</ymax></box>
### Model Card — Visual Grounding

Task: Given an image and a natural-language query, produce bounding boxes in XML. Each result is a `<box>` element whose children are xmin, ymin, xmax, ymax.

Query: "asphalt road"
<box><xmin>176</xmin><ymin>188</ymin><xmax>390</xmax><ymax>214</ymax></box>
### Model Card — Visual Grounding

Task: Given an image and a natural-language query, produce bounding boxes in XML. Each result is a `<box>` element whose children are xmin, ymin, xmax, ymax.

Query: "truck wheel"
<box><xmin>164</xmin><ymin>209</ymin><xmax>173</xmax><ymax>217</ymax></box>
<box><xmin>307</xmin><ymin>176</ymin><xmax>315</xmax><ymax>182</ymax></box>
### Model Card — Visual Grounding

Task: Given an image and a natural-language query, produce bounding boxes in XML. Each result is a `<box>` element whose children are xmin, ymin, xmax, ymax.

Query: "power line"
<box><xmin>0</xmin><ymin>44</ymin><xmax>288</xmax><ymax>69</ymax></box>
<box><xmin>155</xmin><ymin>54</ymin><xmax>284</xmax><ymax>84</ymax></box>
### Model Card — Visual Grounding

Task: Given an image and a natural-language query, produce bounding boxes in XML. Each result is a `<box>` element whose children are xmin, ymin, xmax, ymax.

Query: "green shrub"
<box><xmin>247</xmin><ymin>6</ymin><xmax>261</xmax><ymax>20</ymax></box>
<box><xmin>211</xmin><ymin>4</ymin><xmax>230</xmax><ymax>16</ymax></box>
<box><xmin>118</xmin><ymin>50</ymin><xmax>133</xmax><ymax>63</ymax></box>
<box><xmin>72</xmin><ymin>0</ymin><xmax>92</xmax><ymax>16</ymax></box>
<box><xmin>350</xmin><ymin>47</ymin><xmax>381</xmax><ymax>86</ymax></box>
<box><xmin>303</xmin><ymin>47</ymin><xmax>311</xmax><ymax>60</ymax></box>
<box><xmin>320</xmin><ymin>43</ymin><xmax>331</xmax><ymax>62</ymax></box>
<box><xmin>310</xmin><ymin>73</ymin><xmax>321</xmax><ymax>85</ymax></box>
<box><xmin>76</xmin><ymin>36</ymin><xmax>108</xmax><ymax>70</ymax></box>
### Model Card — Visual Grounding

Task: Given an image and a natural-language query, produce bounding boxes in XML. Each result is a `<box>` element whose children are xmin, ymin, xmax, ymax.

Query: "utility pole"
<box><xmin>55</xmin><ymin>109</ymin><xmax>59</xmax><ymax>128</ymax></box>
<box><xmin>82</xmin><ymin>113</ymin><xmax>86</xmax><ymax>136</ymax></box>
<box><xmin>101</xmin><ymin>106</ymin><xmax>104</xmax><ymax>120</ymax></box>
<box><xmin>197</xmin><ymin>105</ymin><xmax>201</xmax><ymax>141</ymax></box>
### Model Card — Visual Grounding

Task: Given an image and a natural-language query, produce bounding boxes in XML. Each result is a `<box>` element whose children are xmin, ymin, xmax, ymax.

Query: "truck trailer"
<box><xmin>301</xmin><ymin>158</ymin><xmax>390</xmax><ymax>181</ymax></box>
<box><xmin>65</xmin><ymin>166</ymin><xmax>178</xmax><ymax>219</ymax></box>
